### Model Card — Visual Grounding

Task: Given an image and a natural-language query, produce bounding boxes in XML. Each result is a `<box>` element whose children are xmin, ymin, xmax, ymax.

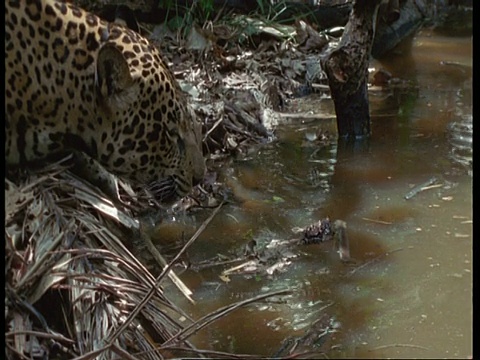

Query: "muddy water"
<box><xmin>162</xmin><ymin>27</ymin><xmax>472</xmax><ymax>358</ymax></box>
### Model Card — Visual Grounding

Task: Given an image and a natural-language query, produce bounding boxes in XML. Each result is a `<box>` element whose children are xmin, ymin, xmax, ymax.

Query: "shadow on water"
<box><xmin>158</xmin><ymin>25</ymin><xmax>472</xmax><ymax>359</ymax></box>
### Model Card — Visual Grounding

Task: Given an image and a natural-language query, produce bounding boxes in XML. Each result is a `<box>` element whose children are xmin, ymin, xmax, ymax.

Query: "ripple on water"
<box><xmin>448</xmin><ymin>113</ymin><xmax>472</xmax><ymax>172</ymax></box>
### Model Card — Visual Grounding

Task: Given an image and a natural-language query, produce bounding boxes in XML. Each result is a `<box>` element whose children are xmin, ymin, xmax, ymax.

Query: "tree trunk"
<box><xmin>373</xmin><ymin>0</ymin><xmax>424</xmax><ymax>58</ymax></box>
<box><xmin>321</xmin><ymin>0</ymin><xmax>382</xmax><ymax>141</ymax></box>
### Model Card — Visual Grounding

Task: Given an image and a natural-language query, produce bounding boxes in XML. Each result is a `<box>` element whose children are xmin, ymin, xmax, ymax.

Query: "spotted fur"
<box><xmin>5</xmin><ymin>0</ymin><xmax>205</xmax><ymax>203</ymax></box>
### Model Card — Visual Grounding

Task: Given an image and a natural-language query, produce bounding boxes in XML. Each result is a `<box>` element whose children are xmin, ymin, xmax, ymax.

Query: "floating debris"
<box><xmin>404</xmin><ymin>176</ymin><xmax>440</xmax><ymax>200</ymax></box>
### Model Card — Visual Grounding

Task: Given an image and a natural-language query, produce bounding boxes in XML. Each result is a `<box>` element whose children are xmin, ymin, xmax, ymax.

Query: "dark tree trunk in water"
<box><xmin>321</xmin><ymin>0</ymin><xmax>382</xmax><ymax>141</ymax></box>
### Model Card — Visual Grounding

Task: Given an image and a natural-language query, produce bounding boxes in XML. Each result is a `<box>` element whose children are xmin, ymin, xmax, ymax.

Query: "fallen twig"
<box><xmin>362</xmin><ymin>217</ymin><xmax>392</xmax><ymax>225</ymax></box>
<box><xmin>140</xmin><ymin>227</ymin><xmax>195</xmax><ymax>303</ymax></box>
<box><xmin>192</xmin><ymin>257</ymin><xmax>246</xmax><ymax>271</ymax></box>
<box><xmin>347</xmin><ymin>248</ymin><xmax>404</xmax><ymax>277</ymax></box>
<box><xmin>404</xmin><ymin>176</ymin><xmax>439</xmax><ymax>200</ymax></box>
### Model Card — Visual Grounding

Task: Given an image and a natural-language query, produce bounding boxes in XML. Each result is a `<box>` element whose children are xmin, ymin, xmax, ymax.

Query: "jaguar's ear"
<box><xmin>95</xmin><ymin>44</ymin><xmax>136</xmax><ymax>109</ymax></box>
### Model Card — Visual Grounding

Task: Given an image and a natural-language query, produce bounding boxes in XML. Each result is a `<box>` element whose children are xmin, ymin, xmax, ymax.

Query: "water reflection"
<box><xmin>163</xmin><ymin>28</ymin><xmax>472</xmax><ymax>358</ymax></box>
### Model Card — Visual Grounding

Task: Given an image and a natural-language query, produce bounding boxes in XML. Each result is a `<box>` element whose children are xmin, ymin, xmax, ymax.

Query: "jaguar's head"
<box><xmin>94</xmin><ymin>39</ymin><xmax>206</xmax><ymax>203</ymax></box>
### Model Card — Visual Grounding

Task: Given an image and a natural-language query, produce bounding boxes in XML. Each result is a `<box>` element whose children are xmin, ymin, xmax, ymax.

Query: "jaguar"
<box><xmin>5</xmin><ymin>0</ymin><xmax>206</xmax><ymax>204</ymax></box>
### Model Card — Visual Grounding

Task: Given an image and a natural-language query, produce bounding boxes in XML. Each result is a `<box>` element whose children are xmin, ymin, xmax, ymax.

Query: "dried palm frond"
<box><xmin>5</xmin><ymin>159</ymin><xmax>198</xmax><ymax>359</ymax></box>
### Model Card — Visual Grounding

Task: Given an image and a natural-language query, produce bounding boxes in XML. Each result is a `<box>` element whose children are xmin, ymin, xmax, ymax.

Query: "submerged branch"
<box><xmin>369</xmin><ymin>343</ymin><xmax>429</xmax><ymax>351</ymax></box>
<box><xmin>105</xmin><ymin>202</ymin><xmax>224</xmax><ymax>347</ymax></box>
<box><xmin>163</xmin><ymin>289</ymin><xmax>293</xmax><ymax>346</ymax></box>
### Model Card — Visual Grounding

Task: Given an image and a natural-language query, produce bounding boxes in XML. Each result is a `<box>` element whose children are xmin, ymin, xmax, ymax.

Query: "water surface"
<box><xmin>162</xmin><ymin>26</ymin><xmax>472</xmax><ymax>359</ymax></box>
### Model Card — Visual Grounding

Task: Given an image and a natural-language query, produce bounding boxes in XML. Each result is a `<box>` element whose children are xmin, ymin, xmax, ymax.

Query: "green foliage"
<box><xmin>158</xmin><ymin>0</ymin><xmax>215</xmax><ymax>27</ymax></box>
<box><xmin>242</xmin><ymin>229</ymin><xmax>255</xmax><ymax>241</ymax></box>
<box><xmin>158</xmin><ymin>0</ymin><xmax>175</xmax><ymax>9</ymax></box>
<box><xmin>199</xmin><ymin>0</ymin><xmax>214</xmax><ymax>20</ymax></box>
<box><xmin>255</xmin><ymin>0</ymin><xmax>268</xmax><ymax>15</ymax></box>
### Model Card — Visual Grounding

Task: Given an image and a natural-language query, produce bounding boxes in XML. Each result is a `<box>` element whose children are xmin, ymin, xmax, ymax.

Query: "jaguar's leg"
<box><xmin>71</xmin><ymin>151</ymin><xmax>120</xmax><ymax>202</ymax></box>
